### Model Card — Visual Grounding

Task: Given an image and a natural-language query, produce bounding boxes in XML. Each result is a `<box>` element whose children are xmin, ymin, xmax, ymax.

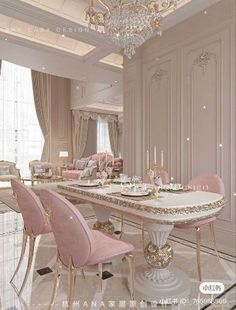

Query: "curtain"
<box><xmin>72</xmin><ymin>110</ymin><xmax>119</xmax><ymax>159</ymax></box>
<box><xmin>0</xmin><ymin>59</ymin><xmax>2</xmax><ymax>76</ymax></box>
<box><xmin>97</xmin><ymin>116</ymin><xmax>112</xmax><ymax>153</ymax></box>
<box><xmin>72</xmin><ymin>111</ymin><xmax>89</xmax><ymax>159</ymax></box>
<box><xmin>31</xmin><ymin>70</ymin><xmax>51</xmax><ymax>162</ymax></box>
<box><xmin>108</xmin><ymin>119</ymin><xmax>119</xmax><ymax>157</ymax></box>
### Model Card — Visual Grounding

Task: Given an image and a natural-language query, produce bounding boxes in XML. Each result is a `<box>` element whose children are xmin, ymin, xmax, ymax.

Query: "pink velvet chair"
<box><xmin>175</xmin><ymin>173</ymin><xmax>225</xmax><ymax>281</ymax></box>
<box><xmin>40</xmin><ymin>190</ymin><xmax>135</xmax><ymax>310</ymax></box>
<box><xmin>10</xmin><ymin>179</ymin><xmax>51</xmax><ymax>296</ymax></box>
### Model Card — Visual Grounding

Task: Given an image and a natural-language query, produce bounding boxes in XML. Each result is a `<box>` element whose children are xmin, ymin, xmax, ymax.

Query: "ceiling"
<box><xmin>0</xmin><ymin>0</ymin><xmax>221</xmax><ymax>112</ymax></box>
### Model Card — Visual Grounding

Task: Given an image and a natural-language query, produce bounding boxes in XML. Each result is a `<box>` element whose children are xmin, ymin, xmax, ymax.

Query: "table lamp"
<box><xmin>59</xmin><ymin>151</ymin><xmax>68</xmax><ymax>166</ymax></box>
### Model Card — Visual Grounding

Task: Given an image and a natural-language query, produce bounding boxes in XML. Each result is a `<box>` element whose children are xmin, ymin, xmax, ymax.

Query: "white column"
<box><xmin>93</xmin><ymin>206</ymin><xmax>115</xmax><ymax>235</ymax></box>
<box><xmin>135</xmin><ymin>222</ymin><xmax>191</xmax><ymax>303</ymax></box>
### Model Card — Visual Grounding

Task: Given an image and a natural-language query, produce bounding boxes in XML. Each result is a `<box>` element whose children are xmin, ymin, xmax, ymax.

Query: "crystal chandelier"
<box><xmin>85</xmin><ymin>0</ymin><xmax>179</xmax><ymax>59</ymax></box>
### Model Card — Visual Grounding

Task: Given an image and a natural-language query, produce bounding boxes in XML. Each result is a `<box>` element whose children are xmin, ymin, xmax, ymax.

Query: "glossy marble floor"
<box><xmin>0</xmin><ymin>192</ymin><xmax>235</xmax><ymax>310</ymax></box>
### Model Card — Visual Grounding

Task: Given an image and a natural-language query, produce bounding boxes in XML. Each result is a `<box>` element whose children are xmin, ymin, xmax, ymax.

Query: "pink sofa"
<box><xmin>62</xmin><ymin>153</ymin><xmax>123</xmax><ymax>180</ymax></box>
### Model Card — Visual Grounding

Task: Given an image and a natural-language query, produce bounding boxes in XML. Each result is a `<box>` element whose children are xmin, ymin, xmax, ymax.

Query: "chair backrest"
<box><xmin>188</xmin><ymin>173</ymin><xmax>225</xmax><ymax>195</ymax></box>
<box><xmin>29</xmin><ymin>160</ymin><xmax>54</xmax><ymax>177</ymax></box>
<box><xmin>11</xmin><ymin>179</ymin><xmax>50</xmax><ymax>236</ymax></box>
<box><xmin>160</xmin><ymin>169</ymin><xmax>169</xmax><ymax>184</ymax></box>
<box><xmin>0</xmin><ymin>160</ymin><xmax>20</xmax><ymax>178</ymax></box>
<box><xmin>40</xmin><ymin>190</ymin><xmax>95</xmax><ymax>268</ymax></box>
<box><xmin>143</xmin><ymin>169</ymin><xmax>169</xmax><ymax>185</ymax></box>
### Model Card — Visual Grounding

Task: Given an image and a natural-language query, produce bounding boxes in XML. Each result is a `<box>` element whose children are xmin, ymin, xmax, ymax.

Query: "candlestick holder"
<box><xmin>146</xmin><ymin>164</ymin><xmax>165</xmax><ymax>181</ymax></box>
<box><xmin>153</xmin><ymin>164</ymin><xmax>159</xmax><ymax>177</ymax></box>
<box><xmin>147</xmin><ymin>168</ymin><xmax>155</xmax><ymax>178</ymax></box>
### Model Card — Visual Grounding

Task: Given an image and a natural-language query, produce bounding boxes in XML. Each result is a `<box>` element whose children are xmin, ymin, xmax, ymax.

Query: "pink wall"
<box><xmin>123</xmin><ymin>0</ymin><xmax>235</xmax><ymax>255</ymax></box>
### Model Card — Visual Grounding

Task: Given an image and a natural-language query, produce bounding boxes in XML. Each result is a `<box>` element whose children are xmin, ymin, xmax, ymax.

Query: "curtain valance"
<box><xmin>77</xmin><ymin>110</ymin><xmax>118</xmax><ymax>123</ymax></box>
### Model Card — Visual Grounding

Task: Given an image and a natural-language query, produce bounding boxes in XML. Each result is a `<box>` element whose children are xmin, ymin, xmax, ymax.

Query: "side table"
<box><xmin>56</xmin><ymin>166</ymin><xmax>67</xmax><ymax>177</ymax></box>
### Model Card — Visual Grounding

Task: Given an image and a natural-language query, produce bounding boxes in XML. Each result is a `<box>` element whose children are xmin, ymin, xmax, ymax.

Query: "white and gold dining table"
<box><xmin>57</xmin><ymin>182</ymin><xmax>225</xmax><ymax>303</ymax></box>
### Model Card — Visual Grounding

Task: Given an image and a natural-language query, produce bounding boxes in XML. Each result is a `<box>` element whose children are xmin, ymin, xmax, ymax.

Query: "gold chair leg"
<box><xmin>10</xmin><ymin>229</ymin><xmax>28</xmax><ymax>284</ymax></box>
<box><xmin>98</xmin><ymin>263</ymin><xmax>103</xmax><ymax>292</ymax></box>
<box><xmin>48</xmin><ymin>257</ymin><xmax>62</xmax><ymax>310</ymax></box>
<box><xmin>119</xmin><ymin>215</ymin><xmax>124</xmax><ymax>239</ymax></box>
<box><xmin>125</xmin><ymin>253</ymin><xmax>135</xmax><ymax>300</ymax></box>
<box><xmin>18</xmin><ymin>236</ymin><xmax>36</xmax><ymax>296</ymax></box>
<box><xmin>209</xmin><ymin>222</ymin><xmax>220</xmax><ymax>261</ymax></box>
<box><xmin>67</xmin><ymin>259</ymin><xmax>77</xmax><ymax>310</ymax></box>
<box><xmin>81</xmin><ymin>268</ymin><xmax>85</xmax><ymax>280</ymax></box>
<box><xmin>196</xmin><ymin>227</ymin><xmax>202</xmax><ymax>282</ymax></box>
<box><xmin>141</xmin><ymin>222</ymin><xmax>145</xmax><ymax>252</ymax></box>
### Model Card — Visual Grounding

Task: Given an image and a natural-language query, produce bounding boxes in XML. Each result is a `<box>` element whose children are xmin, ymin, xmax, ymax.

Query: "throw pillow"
<box><xmin>87</xmin><ymin>160</ymin><xmax>97</xmax><ymax>168</ymax></box>
<box><xmin>0</xmin><ymin>166</ymin><xmax>10</xmax><ymax>176</ymax></box>
<box><xmin>75</xmin><ymin>160</ymin><xmax>88</xmax><ymax>170</ymax></box>
<box><xmin>99</xmin><ymin>161</ymin><xmax>105</xmax><ymax>172</ymax></box>
<box><xmin>34</xmin><ymin>164</ymin><xmax>45</xmax><ymax>174</ymax></box>
<box><xmin>80</xmin><ymin>167</ymin><xmax>91</xmax><ymax>178</ymax></box>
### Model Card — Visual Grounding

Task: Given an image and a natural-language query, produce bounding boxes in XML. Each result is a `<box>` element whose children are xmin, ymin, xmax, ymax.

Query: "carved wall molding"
<box><xmin>193</xmin><ymin>51</ymin><xmax>217</xmax><ymax>75</ymax></box>
<box><xmin>151</xmin><ymin>68</ymin><xmax>168</xmax><ymax>82</ymax></box>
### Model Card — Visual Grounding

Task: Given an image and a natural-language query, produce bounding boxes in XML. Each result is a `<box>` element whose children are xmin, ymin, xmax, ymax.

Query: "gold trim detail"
<box><xmin>144</xmin><ymin>242</ymin><xmax>173</xmax><ymax>268</ymax></box>
<box><xmin>58</xmin><ymin>184</ymin><xmax>226</xmax><ymax>216</ymax></box>
<box><xmin>93</xmin><ymin>220</ymin><xmax>115</xmax><ymax>235</ymax></box>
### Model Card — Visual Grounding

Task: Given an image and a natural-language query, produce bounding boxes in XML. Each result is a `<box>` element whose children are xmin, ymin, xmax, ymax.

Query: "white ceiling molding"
<box><xmin>0</xmin><ymin>0</ymin><xmax>223</xmax><ymax>110</ymax></box>
<box><xmin>99</xmin><ymin>53</ymin><xmax>123</xmax><ymax>69</ymax></box>
<box><xmin>0</xmin><ymin>14</ymin><xmax>97</xmax><ymax>57</ymax></box>
<box><xmin>0</xmin><ymin>0</ymin><xmax>117</xmax><ymax>49</ymax></box>
<box><xmin>161</xmin><ymin>0</ymin><xmax>222</xmax><ymax>31</ymax></box>
<box><xmin>0</xmin><ymin>39</ymin><xmax>122</xmax><ymax>84</ymax></box>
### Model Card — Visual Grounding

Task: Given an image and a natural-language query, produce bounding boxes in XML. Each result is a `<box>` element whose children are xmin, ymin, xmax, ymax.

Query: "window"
<box><xmin>0</xmin><ymin>61</ymin><xmax>44</xmax><ymax>177</ymax></box>
<box><xmin>97</xmin><ymin>116</ymin><xmax>112</xmax><ymax>154</ymax></box>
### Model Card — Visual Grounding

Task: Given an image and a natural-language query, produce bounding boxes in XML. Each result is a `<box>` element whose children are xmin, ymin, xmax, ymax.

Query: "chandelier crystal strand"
<box><xmin>85</xmin><ymin>0</ymin><xmax>179</xmax><ymax>59</ymax></box>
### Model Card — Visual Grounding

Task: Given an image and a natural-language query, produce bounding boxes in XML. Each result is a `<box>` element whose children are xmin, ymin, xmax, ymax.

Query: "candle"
<box><xmin>112</xmin><ymin>156</ymin><xmax>114</xmax><ymax>166</ymax></box>
<box><xmin>146</xmin><ymin>150</ymin><xmax>150</xmax><ymax>170</ymax></box>
<box><xmin>98</xmin><ymin>155</ymin><xmax>101</xmax><ymax>168</ymax></box>
<box><xmin>105</xmin><ymin>151</ymin><xmax>108</xmax><ymax>168</ymax></box>
<box><xmin>154</xmin><ymin>146</ymin><xmax>157</xmax><ymax>165</ymax></box>
<box><xmin>161</xmin><ymin>150</ymin><xmax>164</xmax><ymax>168</ymax></box>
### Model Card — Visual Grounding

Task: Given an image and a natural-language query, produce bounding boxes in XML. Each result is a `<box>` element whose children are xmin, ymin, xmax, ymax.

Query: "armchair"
<box><xmin>29</xmin><ymin>160</ymin><xmax>55</xmax><ymax>179</ymax></box>
<box><xmin>0</xmin><ymin>160</ymin><xmax>21</xmax><ymax>182</ymax></box>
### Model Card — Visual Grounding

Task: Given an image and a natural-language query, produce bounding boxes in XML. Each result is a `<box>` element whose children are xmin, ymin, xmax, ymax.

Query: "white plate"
<box><xmin>121</xmin><ymin>191</ymin><xmax>150</xmax><ymax>197</ymax></box>
<box><xmin>77</xmin><ymin>181</ymin><xmax>99</xmax><ymax>187</ymax></box>
<box><xmin>161</xmin><ymin>184</ymin><xmax>183</xmax><ymax>191</ymax></box>
<box><xmin>112</xmin><ymin>178</ymin><xmax>131</xmax><ymax>183</ymax></box>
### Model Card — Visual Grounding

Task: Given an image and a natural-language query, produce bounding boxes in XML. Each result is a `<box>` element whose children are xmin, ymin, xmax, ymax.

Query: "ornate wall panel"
<box><xmin>182</xmin><ymin>28</ymin><xmax>233</xmax><ymax>223</ymax></box>
<box><xmin>143</xmin><ymin>51</ymin><xmax>179</xmax><ymax>181</ymax></box>
<box><xmin>123</xmin><ymin>53</ymin><xmax>143</xmax><ymax>176</ymax></box>
<box><xmin>123</xmin><ymin>0</ymin><xmax>235</xmax><ymax>254</ymax></box>
<box><xmin>123</xmin><ymin>84</ymin><xmax>136</xmax><ymax>175</ymax></box>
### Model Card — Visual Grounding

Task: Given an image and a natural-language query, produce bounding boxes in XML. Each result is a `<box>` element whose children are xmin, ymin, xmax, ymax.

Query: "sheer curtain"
<box><xmin>0</xmin><ymin>61</ymin><xmax>44</xmax><ymax>176</ymax></box>
<box><xmin>97</xmin><ymin>116</ymin><xmax>112</xmax><ymax>153</ymax></box>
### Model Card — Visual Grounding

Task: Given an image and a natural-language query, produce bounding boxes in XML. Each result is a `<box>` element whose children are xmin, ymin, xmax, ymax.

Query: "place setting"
<box><xmin>107</xmin><ymin>175</ymin><xmax>159</xmax><ymax>202</ymax></box>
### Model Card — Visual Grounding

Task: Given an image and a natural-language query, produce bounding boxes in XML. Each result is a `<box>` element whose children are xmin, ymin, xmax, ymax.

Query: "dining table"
<box><xmin>55</xmin><ymin>181</ymin><xmax>226</xmax><ymax>304</ymax></box>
